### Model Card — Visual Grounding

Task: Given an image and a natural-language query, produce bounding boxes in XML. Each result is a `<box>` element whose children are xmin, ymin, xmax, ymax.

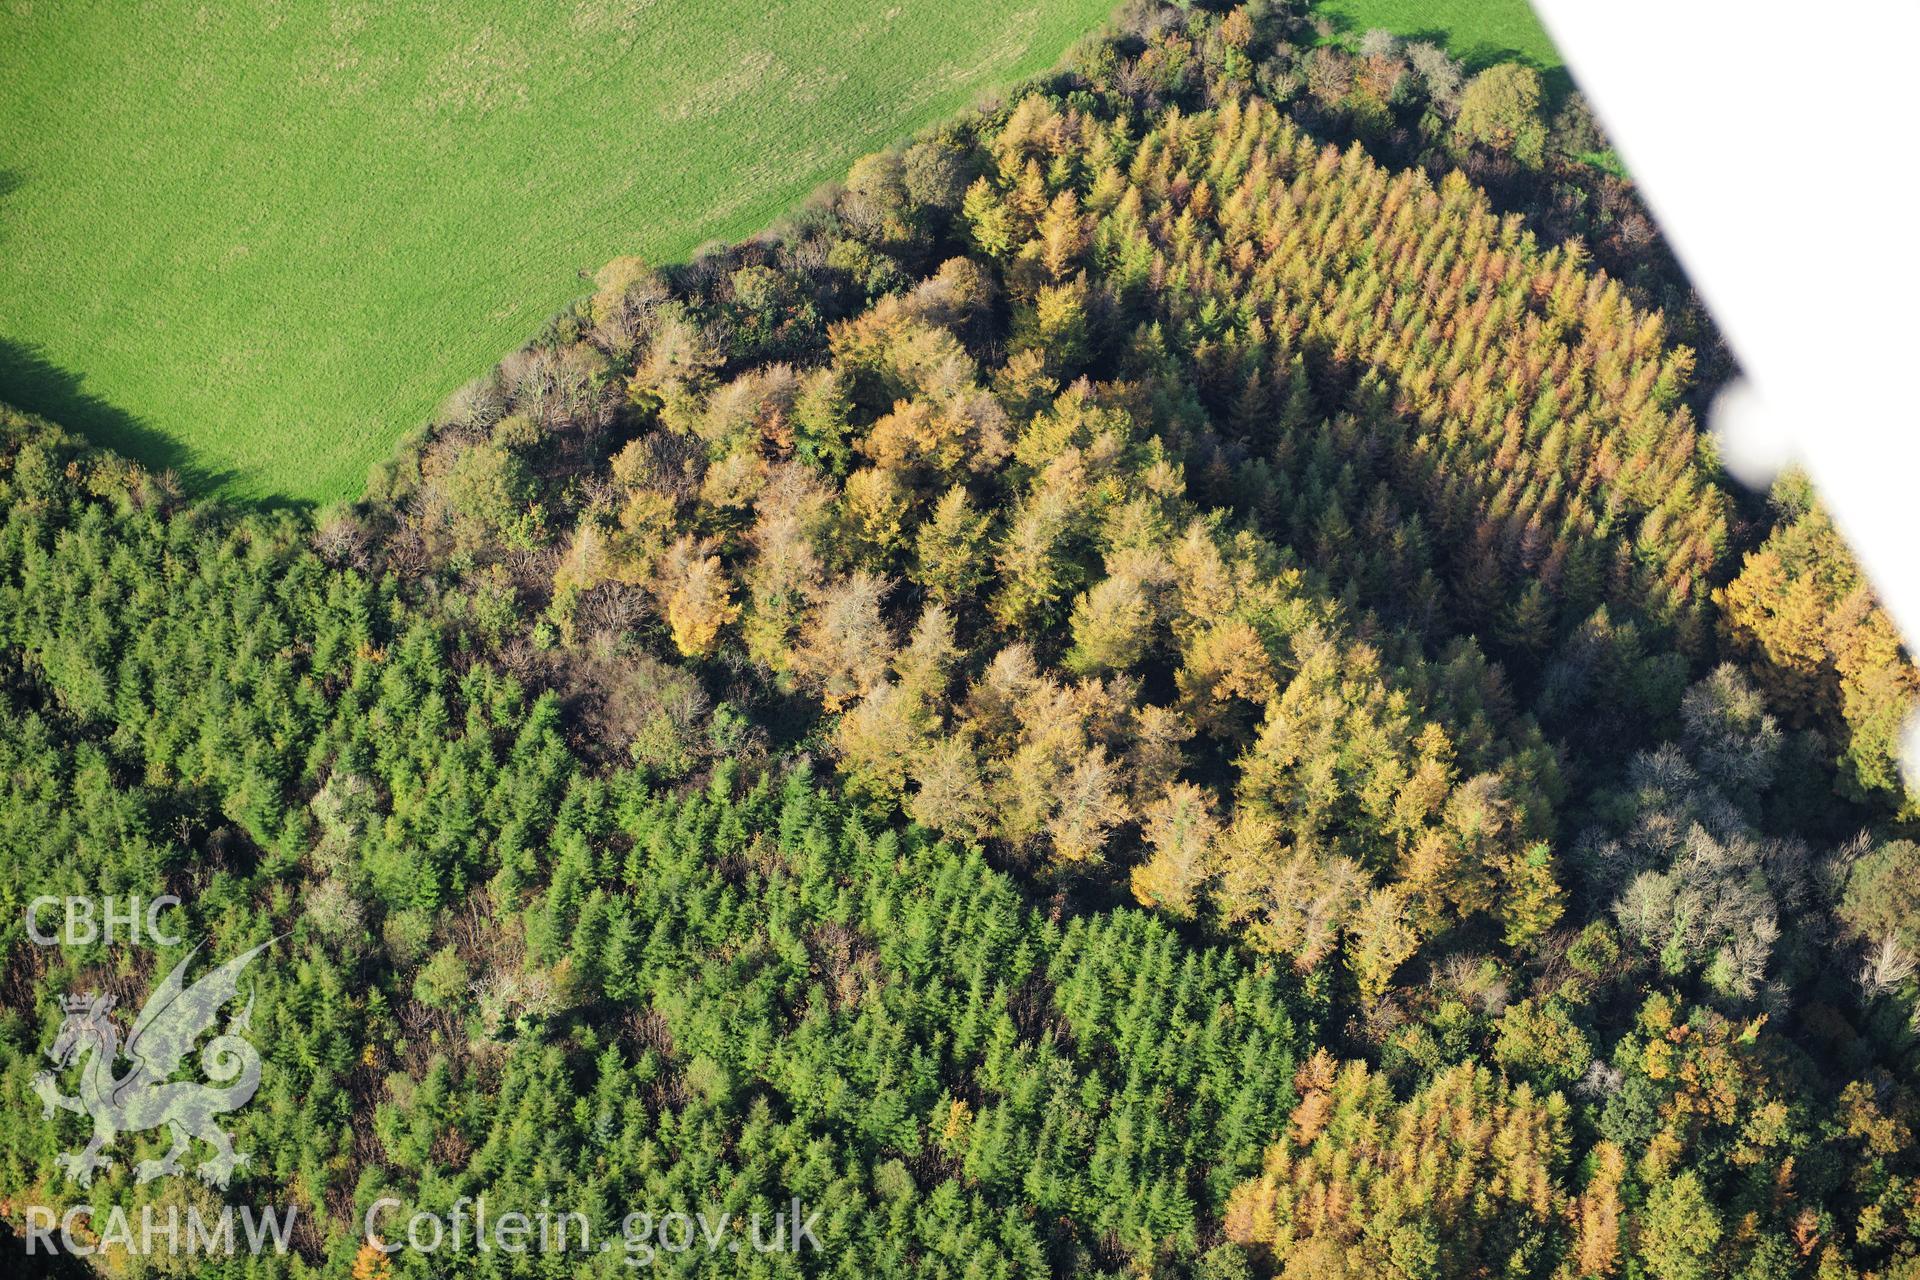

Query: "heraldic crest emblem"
<box><xmin>33</xmin><ymin>939</ymin><xmax>272</xmax><ymax>1188</ymax></box>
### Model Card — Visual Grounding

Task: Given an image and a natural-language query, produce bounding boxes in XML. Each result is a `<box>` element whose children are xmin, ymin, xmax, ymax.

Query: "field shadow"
<box><xmin>1452</xmin><ymin>44</ymin><xmax>1574</xmax><ymax>104</ymax></box>
<box><xmin>0</xmin><ymin>167</ymin><xmax>212</xmax><ymax>481</ymax></box>
<box><xmin>0</xmin><ymin>167</ymin><xmax>282</xmax><ymax>507</ymax></box>
<box><xmin>1322</xmin><ymin>17</ymin><xmax>1576</xmax><ymax>105</ymax></box>
<box><xmin>0</xmin><ymin>337</ymin><xmax>239</xmax><ymax>493</ymax></box>
<box><xmin>0</xmin><ymin>169</ymin><xmax>322</xmax><ymax>515</ymax></box>
<box><xmin>0</xmin><ymin>168</ymin><xmax>20</xmax><ymax>247</ymax></box>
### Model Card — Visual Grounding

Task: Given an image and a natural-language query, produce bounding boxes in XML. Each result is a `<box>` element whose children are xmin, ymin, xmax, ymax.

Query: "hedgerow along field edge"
<box><xmin>0</xmin><ymin>0</ymin><xmax>1116</xmax><ymax>505</ymax></box>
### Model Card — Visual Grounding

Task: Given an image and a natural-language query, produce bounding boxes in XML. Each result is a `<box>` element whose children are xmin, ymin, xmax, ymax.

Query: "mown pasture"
<box><xmin>0</xmin><ymin>0</ymin><xmax>1113</xmax><ymax>502</ymax></box>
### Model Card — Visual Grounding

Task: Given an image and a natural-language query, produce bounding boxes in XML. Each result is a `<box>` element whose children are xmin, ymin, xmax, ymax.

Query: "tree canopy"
<box><xmin>2</xmin><ymin>3</ymin><xmax>1917</xmax><ymax>1277</ymax></box>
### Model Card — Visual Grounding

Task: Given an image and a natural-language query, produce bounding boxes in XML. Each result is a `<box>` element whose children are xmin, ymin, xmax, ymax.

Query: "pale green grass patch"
<box><xmin>0</xmin><ymin>0</ymin><xmax>1111</xmax><ymax>503</ymax></box>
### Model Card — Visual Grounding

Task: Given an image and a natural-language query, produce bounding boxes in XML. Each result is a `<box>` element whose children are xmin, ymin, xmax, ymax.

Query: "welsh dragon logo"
<box><xmin>32</xmin><ymin>940</ymin><xmax>272</xmax><ymax>1189</ymax></box>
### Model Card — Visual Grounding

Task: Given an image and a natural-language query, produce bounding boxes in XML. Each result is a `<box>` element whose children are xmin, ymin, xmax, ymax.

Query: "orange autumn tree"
<box><xmin>352</xmin><ymin>1241</ymin><xmax>395</xmax><ymax>1280</ymax></box>
<box><xmin>1717</xmin><ymin>475</ymin><xmax>1918</xmax><ymax>815</ymax></box>
<box><xmin>1225</xmin><ymin>1051</ymin><xmax>1576</xmax><ymax>1277</ymax></box>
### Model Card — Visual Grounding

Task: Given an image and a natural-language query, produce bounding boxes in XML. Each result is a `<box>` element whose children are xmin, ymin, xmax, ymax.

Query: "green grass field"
<box><xmin>1320</xmin><ymin>0</ymin><xmax>1562</xmax><ymax>77</ymax></box>
<box><xmin>0</xmin><ymin>0</ymin><xmax>1113</xmax><ymax>504</ymax></box>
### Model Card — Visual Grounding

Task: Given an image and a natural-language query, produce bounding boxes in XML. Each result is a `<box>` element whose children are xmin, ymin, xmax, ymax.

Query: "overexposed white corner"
<box><xmin>1534</xmin><ymin>1</ymin><xmax>1920</xmax><ymax>792</ymax></box>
